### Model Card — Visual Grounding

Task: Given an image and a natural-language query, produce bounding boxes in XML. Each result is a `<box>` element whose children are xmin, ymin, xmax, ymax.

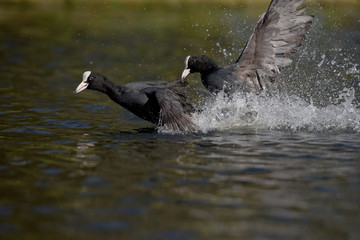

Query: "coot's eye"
<box><xmin>89</xmin><ymin>77</ymin><xmax>94</xmax><ymax>81</ymax></box>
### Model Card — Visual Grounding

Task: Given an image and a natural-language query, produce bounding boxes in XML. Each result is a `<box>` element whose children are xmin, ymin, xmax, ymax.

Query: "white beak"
<box><xmin>75</xmin><ymin>71</ymin><xmax>91</xmax><ymax>93</ymax></box>
<box><xmin>181</xmin><ymin>55</ymin><xmax>191</xmax><ymax>80</ymax></box>
<box><xmin>181</xmin><ymin>68</ymin><xmax>191</xmax><ymax>80</ymax></box>
<box><xmin>75</xmin><ymin>82</ymin><xmax>89</xmax><ymax>93</ymax></box>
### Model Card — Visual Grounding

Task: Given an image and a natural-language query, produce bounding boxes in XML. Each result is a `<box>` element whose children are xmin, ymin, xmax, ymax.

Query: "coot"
<box><xmin>181</xmin><ymin>0</ymin><xmax>314</xmax><ymax>95</ymax></box>
<box><xmin>75</xmin><ymin>71</ymin><xmax>195</xmax><ymax>132</ymax></box>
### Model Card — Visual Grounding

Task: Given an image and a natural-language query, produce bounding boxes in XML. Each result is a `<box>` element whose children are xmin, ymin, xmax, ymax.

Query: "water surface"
<box><xmin>0</xmin><ymin>1</ymin><xmax>359</xmax><ymax>239</ymax></box>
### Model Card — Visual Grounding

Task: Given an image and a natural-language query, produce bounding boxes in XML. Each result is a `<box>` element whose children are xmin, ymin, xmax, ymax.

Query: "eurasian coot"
<box><xmin>76</xmin><ymin>71</ymin><xmax>195</xmax><ymax>132</ymax></box>
<box><xmin>181</xmin><ymin>0</ymin><xmax>314</xmax><ymax>95</ymax></box>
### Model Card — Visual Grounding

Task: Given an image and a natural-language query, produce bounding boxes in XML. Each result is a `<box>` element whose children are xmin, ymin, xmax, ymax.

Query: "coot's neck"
<box><xmin>199</xmin><ymin>57</ymin><xmax>218</xmax><ymax>78</ymax></box>
<box><xmin>200</xmin><ymin>67</ymin><xmax>218</xmax><ymax>87</ymax></box>
<box><xmin>97</xmin><ymin>77</ymin><xmax>125</xmax><ymax>105</ymax></box>
<box><xmin>200</xmin><ymin>70</ymin><xmax>214</xmax><ymax>80</ymax></box>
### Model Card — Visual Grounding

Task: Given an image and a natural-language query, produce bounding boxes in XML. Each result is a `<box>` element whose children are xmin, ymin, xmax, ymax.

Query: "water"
<box><xmin>0</xmin><ymin>1</ymin><xmax>359</xmax><ymax>239</ymax></box>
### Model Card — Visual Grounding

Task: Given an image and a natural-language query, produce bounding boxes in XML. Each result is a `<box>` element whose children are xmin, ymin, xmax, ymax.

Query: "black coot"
<box><xmin>181</xmin><ymin>0</ymin><xmax>314</xmax><ymax>95</ymax></box>
<box><xmin>76</xmin><ymin>71</ymin><xmax>195</xmax><ymax>132</ymax></box>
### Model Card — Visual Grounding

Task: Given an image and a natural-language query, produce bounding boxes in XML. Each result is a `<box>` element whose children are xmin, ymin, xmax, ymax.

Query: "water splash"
<box><xmin>192</xmin><ymin>88</ymin><xmax>360</xmax><ymax>133</ymax></box>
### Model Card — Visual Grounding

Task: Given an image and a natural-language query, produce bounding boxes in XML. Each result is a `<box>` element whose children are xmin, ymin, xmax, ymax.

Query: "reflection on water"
<box><xmin>0</xmin><ymin>1</ymin><xmax>359</xmax><ymax>240</ymax></box>
<box><xmin>73</xmin><ymin>133</ymin><xmax>100</xmax><ymax>168</ymax></box>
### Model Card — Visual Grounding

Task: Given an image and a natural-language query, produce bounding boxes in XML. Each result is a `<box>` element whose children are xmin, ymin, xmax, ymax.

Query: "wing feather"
<box><xmin>155</xmin><ymin>89</ymin><xmax>195</xmax><ymax>132</ymax></box>
<box><xmin>235</xmin><ymin>0</ymin><xmax>313</xmax><ymax>92</ymax></box>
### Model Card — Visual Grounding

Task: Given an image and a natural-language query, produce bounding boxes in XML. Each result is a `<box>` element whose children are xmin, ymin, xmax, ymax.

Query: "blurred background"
<box><xmin>0</xmin><ymin>1</ymin><xmax>359</xmax><ymax>240</ymax></box>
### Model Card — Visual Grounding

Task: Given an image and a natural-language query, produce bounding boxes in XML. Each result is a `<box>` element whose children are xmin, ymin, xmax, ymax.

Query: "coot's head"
<box><xmin>75</xmin><ymin>71</ymin><xmax>107</xmax><ymax>93</ymax></box>
<box><xmin>181</xmin><ymin>55</ymin><xmax>218</xmax><ymax>80</ymax></box>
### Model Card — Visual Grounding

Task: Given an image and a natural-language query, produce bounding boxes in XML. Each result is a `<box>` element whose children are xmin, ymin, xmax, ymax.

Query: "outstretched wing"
<box><xmin>235</xmin><ymin>0</ymin><xmax>313</xmax><ymax>92</ymax></box>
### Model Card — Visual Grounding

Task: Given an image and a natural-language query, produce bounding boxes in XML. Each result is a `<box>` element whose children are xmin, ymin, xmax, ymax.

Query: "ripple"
<box><xmin>29</xmin><ymin>108</ymin><xmax>60</xmax><ymax>113</ymax></box>
<box><xmin>42</xmin><ymin>150</ymin><xmax>70</xmax><ymax>154</ymax></box>
<box><xmin>85</xmin><ymin>221</ymin><xmax>128</xmax><ymax>232</ymax></box>
<box><xmin>83</xmin><ymin>176</ymin><xmax>107</xmax><ymax>187</ymax></box>
<box><xmin>52</xmin><ymin>139</ymin><xmax>75</xmax><ymax>144</ymax></box>
<box><xmin>0</xmin><ymin>104</ymin><xmax>11</xmax><ymax>107</ymax></box>
<box><xmin>56</xmin><ymin>120</ymin><xmax>91</xmax><ymax>129</ymax></box>
<box><xmin>0</xmin><ymin>166</ymin><xmax>8</xmax><ymax>171</ymax></box>
<box><xmin>295</xmin><ymin>154</ymin><xmax>322</xmax><ymax>160</ymax></box>
<box><xmin>217</xmin><ymin>167</ymin><xmax>270</xmax><ymax>175</ymax></box>
<box><xmin>42</xmin><ymin>119</ymin><xmax>90</xmax><ymax>129</ymax></box>
<box><xmin>9</xmin><ymin>55</ymin><xmax>24</xmax><ymax>63</ymax></box>
<box><xmin>43</xmin><ymin>168</ymin><xmax>63</xmax><ymax>175</ymax></box>
<box><xmin>151</xmin><ymin>230</ymin><xmax>199</xmax><ymax>240</ymax></box>
<box><xmin>314</xmin><ymin>186</ymin><xmax>336</xmax><ymax>193</ymax></box>
<box><xmin>95</xmin><ymin>207</ymin><xmax>148</xmax><ymax>216</ymax></box>
<box><xmin>34</xmin><ymin>205</ymin><xmax>60</xmax><ymax>215</ymax></box>
<box><xmin>1</xmin><ymin>128</ymin><xmax>52</xmax><ymax>134</ymax></box>
<box><xmin>0</xmin><ymin>223</ymin><xmax>20</xmax><ymax>233</ymax></box>
<box><xmin>0</xmin><ymin>206</ymin><xmax>12</xmax><ymax>216</ymax></box>
<box><xmin>10</xmin><ymin>159</ymin><xmax>31</xmax><ymax>167</ymax></box>
<box><xmin>84</xmin><ymin>104</ymin><xmax>111</xmax><ymax>111</ymax></box>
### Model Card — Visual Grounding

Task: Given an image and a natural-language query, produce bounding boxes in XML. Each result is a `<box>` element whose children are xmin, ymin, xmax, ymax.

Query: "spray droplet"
<box><xmin>318</xmin><ymin>54</ymin><xmax>326</xmax><ymax>67</ymax></box>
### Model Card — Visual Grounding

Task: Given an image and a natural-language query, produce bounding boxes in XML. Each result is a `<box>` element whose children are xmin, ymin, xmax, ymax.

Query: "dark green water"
<box><xmin>1</xmin><ymin>1</ymin><xmax>359</xmax><ymax>239</ymax></box>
